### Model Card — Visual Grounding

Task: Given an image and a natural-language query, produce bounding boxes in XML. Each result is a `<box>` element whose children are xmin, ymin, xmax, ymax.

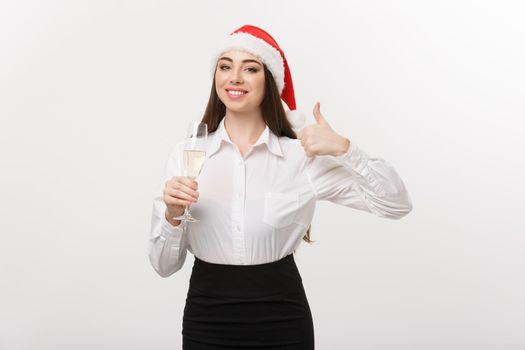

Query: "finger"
<box><xmin>167</xmin><ymin>181</ymin><xmax>199</xmax><ymax>200</ymax></box>
<box><xmin>165</xmin><ymin>195</ymin><xmax>193</xmax><ymax>207</ymax></box>
<box><xmin>169</xmin><ymin>186</ymin><xmax>199</xmax><ymax>201</ymax></box>
<box><xmin>313</xmin><ymin>102</ymin><xmax>328</xmax><ymax>126</ymax></box>
<box><xmin>298</xmin><ymin>126</ymin><xmax>311</xmax><ymax>140</ymax></box>
<box><xmin>175</xmin><ymin>176</ymin><xmax>198</xmax><ymax>190</ymax></box>
<box><xmin>165</xmin><ymin>178</ymin><xmax>197</xmax><ymax>195</ymax></box>
<box><xmin>164</xmin><ymin>188</ymin><xmax>194</xmax><ymax>206</ymax></box>
<box><xmin>165</xmin><ymin>188</ymin><xmax>198</xmax><ymax>206</ymax></box>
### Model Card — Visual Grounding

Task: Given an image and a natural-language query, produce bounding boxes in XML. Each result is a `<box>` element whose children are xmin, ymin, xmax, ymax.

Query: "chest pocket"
<box><xmin>263</xmin><ymin>192</ymin><xmax>300</xmax><ymax>229</ymax></box>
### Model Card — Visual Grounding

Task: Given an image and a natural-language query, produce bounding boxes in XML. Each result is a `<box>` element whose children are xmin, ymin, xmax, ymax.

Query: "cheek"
<box><xmin>215</xmin><ymin>74</ymin><xmax>226</xmax><ymax>95</ymax></box>
<box><xmin>255</xmin><ymin>89</ymin><xmax>265</xmax><ymax>103</ymax></box>
<box><xmin>214</xmin><ymin>72</ymin><xmax>224</xmax><ymax>87</ymax></box>
<box><xmin>253</xmin><ymin>76</ymin><xmax>266</xmax><ymax>100</ymax></box>
<box><xmin>215</xmin><ymin>68</ymin><xmax>231</xmax><ymax>84</ymax></box>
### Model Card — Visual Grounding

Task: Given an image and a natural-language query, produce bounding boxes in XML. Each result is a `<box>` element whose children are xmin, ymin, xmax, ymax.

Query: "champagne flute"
<box><xmin>173</xmin><ymin>122</ymin><xmax>208</xmax><ymax>222</ymax></box>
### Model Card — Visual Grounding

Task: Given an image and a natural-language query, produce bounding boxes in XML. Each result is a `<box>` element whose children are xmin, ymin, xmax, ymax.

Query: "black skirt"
<box><xmin>182</xmin><ymin>253</ymin><xmax>315</xmax><ymax>349</ymax></box>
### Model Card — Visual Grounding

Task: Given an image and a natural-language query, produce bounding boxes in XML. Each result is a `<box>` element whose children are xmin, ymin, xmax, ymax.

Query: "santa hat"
<box><xmin>211</xmin><ymin>25</ymin><xmax>307</xmax><ymax>129</ymax></box>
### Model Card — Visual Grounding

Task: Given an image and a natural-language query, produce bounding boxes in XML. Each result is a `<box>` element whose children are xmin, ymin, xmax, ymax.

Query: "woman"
<box><xmin>149</xmin><ymin>25</ymin><xmax>413</xmax><ymax>349</ymax></box>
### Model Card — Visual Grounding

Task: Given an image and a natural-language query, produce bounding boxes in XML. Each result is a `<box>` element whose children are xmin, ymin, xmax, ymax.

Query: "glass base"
<box><xmin>173</xmin><ymin>212</ymin><xmax>200</xmax><ymax>223</ymax></box>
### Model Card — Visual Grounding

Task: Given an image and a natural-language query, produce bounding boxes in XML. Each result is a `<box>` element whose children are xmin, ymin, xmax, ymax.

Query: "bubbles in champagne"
<box><xmin>183</xmin><ymin>150</ymin><xmax>206</xmax><ymax>179</ymax></box>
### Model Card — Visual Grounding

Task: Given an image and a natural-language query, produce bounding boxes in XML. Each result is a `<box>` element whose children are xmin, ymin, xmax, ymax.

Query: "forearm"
<box><xmin>148</xmin><ymin>199</ymin><xmax>188</xmax><ymax>277</ymax></box>
<box><xmin>148</xmin><ymin>230</ymin><xmax>188</xmax><ymax>277</ymax></box>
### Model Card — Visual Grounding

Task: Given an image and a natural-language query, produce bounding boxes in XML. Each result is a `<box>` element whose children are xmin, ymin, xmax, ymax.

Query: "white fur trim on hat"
<box><xmin>211</xmin><ymin>32</ymin><xmax>285</xmax><ymax>93</ymax></box>
<box><xmin>286</xmin><ymin>109</ymin><xmax>307</xmax><ymax>130</ymax></box>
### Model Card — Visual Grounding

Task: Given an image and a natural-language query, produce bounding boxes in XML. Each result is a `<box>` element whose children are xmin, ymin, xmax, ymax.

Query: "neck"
<box><xmin>223</xmin><ymin>109</ymin><xmax>266</xmax><ymax>146</ymax></box>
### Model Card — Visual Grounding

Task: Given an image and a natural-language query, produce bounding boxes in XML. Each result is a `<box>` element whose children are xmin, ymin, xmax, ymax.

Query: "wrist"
<box><xmin>333</xmin><ymin>136</ymin><xmax>350</xmax><ymax>156</ymax></box>
<box><xmin>165</xmin><ymin>207</ymin><xmax>184</xmax><ymax>226</ymax></box>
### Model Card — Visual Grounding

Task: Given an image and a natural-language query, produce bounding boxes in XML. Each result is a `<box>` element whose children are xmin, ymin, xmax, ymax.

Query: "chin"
<box><xmin>226</xmin><ymin>106</ymin><xmax>249</xmax><ymax>114</ymax></box>
<box><xmin>222</xmin><ymin>102</ymin><xmax>252</xmax><ymax>114</ymax></box>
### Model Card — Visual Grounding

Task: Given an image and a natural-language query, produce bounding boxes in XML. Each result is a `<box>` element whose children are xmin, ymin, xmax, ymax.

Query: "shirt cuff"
<box><xmin>334</xmin><ymin>140</ymin><xmax>369</xmax><ymax>173</ymax></box>
<box><xmin>160</xmin><ymin>214</ymin><xmax>185</xmax><ymax>240</ymax></box>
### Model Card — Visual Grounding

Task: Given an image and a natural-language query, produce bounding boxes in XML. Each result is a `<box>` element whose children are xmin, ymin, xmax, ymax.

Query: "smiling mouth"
<box><xmin>226</xmin><ymin>89</ymin><xmax>248</xmax><ymax>98</ymax></box>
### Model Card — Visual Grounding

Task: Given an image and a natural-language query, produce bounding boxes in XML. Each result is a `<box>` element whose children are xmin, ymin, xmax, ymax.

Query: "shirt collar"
<box><xmin>207</xmin><ymin>117</ymin><xmax>284</xmax><ymax>158</ymax></box>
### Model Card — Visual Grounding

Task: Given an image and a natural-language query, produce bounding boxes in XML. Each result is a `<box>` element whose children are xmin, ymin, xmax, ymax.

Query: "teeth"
<box><xmin>228</xmin><ymin>90</ymin><xmax>246</xmax><ymax>96</ymax></box>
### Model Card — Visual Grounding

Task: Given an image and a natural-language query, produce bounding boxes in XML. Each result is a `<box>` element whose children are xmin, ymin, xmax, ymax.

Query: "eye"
<box><xmin>218</xmin><ymin>64</ymin><xmax>230</xmax><ymax>71</ymax></box>
<box><xmin>246</xmin><ymin>67</ymin><xmax>259</xmax><ymax>73</ymax></box>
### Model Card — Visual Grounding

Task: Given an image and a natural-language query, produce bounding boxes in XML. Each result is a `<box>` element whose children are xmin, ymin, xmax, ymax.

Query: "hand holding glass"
<box><xmin>173</xmin><ymin>122</ymin><xmax>208</xmax><ymax>222</ymax></box>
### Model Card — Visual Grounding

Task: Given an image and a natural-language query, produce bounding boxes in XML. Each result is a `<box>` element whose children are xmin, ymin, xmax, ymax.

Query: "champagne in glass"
<box><xmin>183</xmin><ymin>150</ymin><xmax>206</xmax><ymax>179</ymax></box>
<box><xmin>173</xmin><ymin>122</ymin><xmax>208</xmax><ymax>223</ymax></box>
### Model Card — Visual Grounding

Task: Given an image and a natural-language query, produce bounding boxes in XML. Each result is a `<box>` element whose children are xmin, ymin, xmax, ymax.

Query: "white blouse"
<box><xmin>148</xmin><ymin>117</ymin><xmax>412</xmax><ymax>277</ymax></box>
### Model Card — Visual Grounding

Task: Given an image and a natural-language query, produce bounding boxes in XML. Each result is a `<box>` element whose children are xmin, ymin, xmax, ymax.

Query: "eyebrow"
<box><xmin>218</xmin><ymin>57</ymin><xmax>262</xmax><ymax>66</ymax></box>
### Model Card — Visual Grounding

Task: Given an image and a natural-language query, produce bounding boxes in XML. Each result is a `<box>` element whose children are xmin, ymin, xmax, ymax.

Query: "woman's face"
<box><xmin>215</xmin><ymin>50</ymin><xmax>265</xmax><ymax>114</ymax></box>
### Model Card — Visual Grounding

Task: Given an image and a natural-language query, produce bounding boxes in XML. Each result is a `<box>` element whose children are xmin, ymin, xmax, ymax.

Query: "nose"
<box><xmin>230</xmin><ymin>69</ymin><xmax>243</xmax><ymax>84</ymax></box>
<box><xmin>230</xmin><ymin>77</ymin><xmax>243</xmax><ymax>84</ymax></box>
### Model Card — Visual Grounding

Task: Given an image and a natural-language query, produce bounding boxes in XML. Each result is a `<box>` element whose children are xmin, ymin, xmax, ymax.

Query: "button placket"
<box><xmin>231</xmin><ymin>156</ymin><xmax>246</xmax><ymax>263</ymax></box>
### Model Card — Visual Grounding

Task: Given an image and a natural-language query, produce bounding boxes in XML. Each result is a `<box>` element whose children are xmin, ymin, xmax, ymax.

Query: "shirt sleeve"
<box><xmin>148</xmin><ymin>142</ymin><xmax>190</xmax><ymax>277</ymax></box>
<box><xmin>305</xmin><ymin>140</ymin><xmax>413</xmax><ymax>219</ymax></box>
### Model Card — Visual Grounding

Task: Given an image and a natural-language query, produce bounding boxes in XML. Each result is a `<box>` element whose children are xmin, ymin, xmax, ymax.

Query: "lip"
<box><xmin>225</xmin><ymin>88</ymin><xmax>248</xmax><ymax>99</ymax></box>
<box><xmin>225</xmin><ymin>87</ymin><xmax>248</xmax><ymax>92</ymax></box>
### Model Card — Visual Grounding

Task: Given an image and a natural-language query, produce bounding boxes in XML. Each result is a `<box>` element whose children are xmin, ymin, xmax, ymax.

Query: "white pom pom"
<box><xmin>286</xmin><ymin>109</ymin><xmax>308</xmax><ymax>130</ymax></box>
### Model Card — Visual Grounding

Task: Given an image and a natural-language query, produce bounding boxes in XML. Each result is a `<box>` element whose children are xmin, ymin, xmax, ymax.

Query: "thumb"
<box><xmin>313</xmin><ymin>102</ymin><xmax>329</xmax><ymax>126</ymax></box>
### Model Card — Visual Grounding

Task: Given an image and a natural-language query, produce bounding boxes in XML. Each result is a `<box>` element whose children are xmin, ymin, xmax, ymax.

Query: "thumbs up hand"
<box><xmin>297</xmin><ymin>102</ymin><xmax>351</xmax><ymax>157</ymax></box>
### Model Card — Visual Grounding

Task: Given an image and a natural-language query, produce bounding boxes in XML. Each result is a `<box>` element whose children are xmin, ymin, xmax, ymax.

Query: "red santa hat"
<box><xmin>212</xmin><ymin>25</ymin><xmax>307</xmax><ymax>129</ymax></box>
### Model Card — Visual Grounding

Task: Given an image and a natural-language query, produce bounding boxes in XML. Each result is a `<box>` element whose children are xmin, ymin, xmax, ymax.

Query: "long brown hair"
<box><xmin>201</xmin><ymin>64</ymin><xmax>314</xmax><ymax>243</ymax></box>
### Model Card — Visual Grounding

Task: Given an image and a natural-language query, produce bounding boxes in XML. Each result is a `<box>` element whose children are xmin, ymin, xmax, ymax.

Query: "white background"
<box><xmin>1</xmin><ymin>0</ymin><xmax>524</xmax><ymax>349</ymax></box>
